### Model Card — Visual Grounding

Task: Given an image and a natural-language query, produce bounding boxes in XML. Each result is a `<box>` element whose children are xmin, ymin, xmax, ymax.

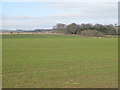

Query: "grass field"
<box><xmin>2</xmin><ymin>34</ymin><xmax>118</xmax><ymax>88</ymax></box>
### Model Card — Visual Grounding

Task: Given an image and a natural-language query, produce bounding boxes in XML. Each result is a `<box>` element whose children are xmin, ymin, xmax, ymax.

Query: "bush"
<box><xmin>80</xmin><ymin>30</ymin><xmax>105</xmax><ymax>37</ymax></box>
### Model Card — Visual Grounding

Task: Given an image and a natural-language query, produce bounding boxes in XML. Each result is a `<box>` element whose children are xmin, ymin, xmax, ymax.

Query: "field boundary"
<box><xmin>0</xmin><ymin>32</ymin><xmax>65</xmax><ymax>35</ymax></box>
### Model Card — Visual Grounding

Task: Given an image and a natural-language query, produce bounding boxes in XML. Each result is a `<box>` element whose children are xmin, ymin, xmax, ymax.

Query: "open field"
<box><xmin>2</xmin><ymin>34</ymin><xmax>118</xmax><ymax>88</ymax></box>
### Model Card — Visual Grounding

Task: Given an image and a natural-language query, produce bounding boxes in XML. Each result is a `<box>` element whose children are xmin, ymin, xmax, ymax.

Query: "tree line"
<box><xmin>52</xmin><ymin>23</ymin><xmax>118</xmax><ymax>37</ymax></box>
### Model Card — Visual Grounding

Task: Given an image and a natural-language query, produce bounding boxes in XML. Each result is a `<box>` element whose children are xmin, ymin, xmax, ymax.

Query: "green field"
<box><xmin>2</xmin><ymin>34</ymin><xmax>118</xmax><ymax>88</ymax></box>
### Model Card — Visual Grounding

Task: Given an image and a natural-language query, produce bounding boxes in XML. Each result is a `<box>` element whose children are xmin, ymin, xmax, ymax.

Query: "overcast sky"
<box><xmin>0</xmin><ymin>0</ymin><xmax>118</xmax><ymax>30</ymax></box>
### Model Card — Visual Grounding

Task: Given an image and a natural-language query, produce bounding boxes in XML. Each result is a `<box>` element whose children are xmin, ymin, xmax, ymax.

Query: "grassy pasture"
<box><xmin>2</xmin><ymin>34</ymin><xmax>118</xmax><ymax>88</ymax></box>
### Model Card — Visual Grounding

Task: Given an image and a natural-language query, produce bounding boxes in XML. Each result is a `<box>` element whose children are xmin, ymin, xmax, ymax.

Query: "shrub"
<box><xmin>80</xmin><ymin>30</ymin><xmax>105</xmax><ymax>37</ymax></box>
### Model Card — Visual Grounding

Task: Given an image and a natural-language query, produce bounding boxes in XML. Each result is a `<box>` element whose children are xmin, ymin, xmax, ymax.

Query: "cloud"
<box><xmin>2</xmin><ymin>12</ymin><xmax>117</xmax><ymax>30</ymax></box>
<box><xmin>3</xmin><ymin>16</ymin><xmax>36</xmax><ymax>20</ymax></box>
<box><xmin>2</xmin><ymin>16</ymin><xmax>58</xmax><ymax>30</ymax></box>
<box><xmin>1</xmin><ymin>2</ymin><xmax>118</xmax><ymax>30</ymax></box>
<box><xmin>1</xmin><ymin>0</ymin><xmax>119</xmax><ymax>2</ymax></box>
<box><xmin>47</xmin><ymin>2</ymin><xmax>117</xmax><ymax>20</ymax></box>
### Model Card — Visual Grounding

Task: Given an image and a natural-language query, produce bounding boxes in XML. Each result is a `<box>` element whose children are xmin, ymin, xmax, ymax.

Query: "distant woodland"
<box><xmin>52</xmin><ymin>23</ymin><xmax>118</xmax><ymax>37</ymax></box>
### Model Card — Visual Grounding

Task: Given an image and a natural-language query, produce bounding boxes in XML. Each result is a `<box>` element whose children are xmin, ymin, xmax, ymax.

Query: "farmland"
<box><xmin>2</xmin><ymin>34</ymin><xmax>118</xmax><ymax>88</ymax></box>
